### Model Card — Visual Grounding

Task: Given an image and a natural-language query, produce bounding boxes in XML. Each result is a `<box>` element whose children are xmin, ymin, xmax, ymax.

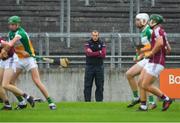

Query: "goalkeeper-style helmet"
<box><xmin>8</xmin><ymin>16</ymin><xmax>21</xmax><ymax>24</ymax></box>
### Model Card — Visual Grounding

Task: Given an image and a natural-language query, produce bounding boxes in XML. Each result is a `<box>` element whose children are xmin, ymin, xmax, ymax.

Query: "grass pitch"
<box><xmin>0</xmin><ymin>102</ymin><xmax>179</xmax><ymax>122</ymax></box>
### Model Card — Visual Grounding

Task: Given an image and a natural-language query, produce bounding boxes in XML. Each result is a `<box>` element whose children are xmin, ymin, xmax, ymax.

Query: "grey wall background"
<box><xmin>7</xmin><ymin>68</ymin><xmax>159</xmax><ymax>102</ymax></box>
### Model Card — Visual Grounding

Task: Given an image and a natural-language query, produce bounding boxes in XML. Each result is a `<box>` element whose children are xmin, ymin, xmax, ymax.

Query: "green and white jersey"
<box><xmin>8</xmin><ymin>27</ymin><xmax>35</xmax><ymax>59</ymax></box>
<box><xmin>139</xmin><ymin>25</ymin><xmax>152</xmax><ymax>56</ymax></box>
<box><xmin>140</xmin><ymin>25</ymin><xmax>152</xmax><ymax>45</ymax></box>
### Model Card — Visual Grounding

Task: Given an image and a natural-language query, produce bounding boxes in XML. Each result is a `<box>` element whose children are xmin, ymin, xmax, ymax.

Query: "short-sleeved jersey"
<box><xmin>140</xmin><ymin>25</ymin><xmax>152</xmax><ymax>56</ymax></box>
<box><xmin>8</xmin><ymin>27</ymin><xmax>35</xmax><ymax>59</ymax></box>
<box><xmin>149</xmin><ymin>26</ymin><xmax>167</xmax><ymax>66</ymax></box>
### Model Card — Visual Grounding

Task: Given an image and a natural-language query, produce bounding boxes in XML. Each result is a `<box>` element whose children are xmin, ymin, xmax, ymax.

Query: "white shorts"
<box><xmin>16</xmin><ymin>57</ymin><xmax>38</xmax><ymax>71</ymax></box>
<box><xmin>0</xmin><ymin>53</ymin><xmax>19</xmax><ymax>72</ymax></box>
<box><xmin>144</xmin><ymin>62</ymin><xmax>164</xmax><ymax>78</ymax></box>
<box><xmin>137</xmin><ymin>58</ymin><xmax>149</xmax><ymax>68</ymax></box>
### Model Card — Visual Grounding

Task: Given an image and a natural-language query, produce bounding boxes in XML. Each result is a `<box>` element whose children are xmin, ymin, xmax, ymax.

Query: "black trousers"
<box><xmin>84</xmin><ymin>64</ymin><xmax>104</xmax><ymax>102</ymax></box>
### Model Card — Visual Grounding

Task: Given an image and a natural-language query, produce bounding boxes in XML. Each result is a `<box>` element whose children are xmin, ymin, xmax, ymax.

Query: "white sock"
<box><xmin>165</xmin><ymin>96</ymin><xmax>170</xmax><ymax>101</ymax></box>
<box><xmin>149</xmin><ymin>102</ymin><xmax>156</xmax><ymax>105</ymax></box>
<box><xmin>49</xmin><ymin>103</ymin><xmax>55</xmax><ymax>106</ymax></box>
<box><xmin>26</xmin><ymin>95</ymin><xmax>30</xmax><ymax>100</ymax></box>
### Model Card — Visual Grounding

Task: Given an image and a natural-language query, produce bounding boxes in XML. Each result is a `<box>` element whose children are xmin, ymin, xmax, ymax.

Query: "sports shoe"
<box><xmin>1</xmin><ymin>105</ymin><xmax>12</xmax><ymax>110</ymax></box>
<box><xmin>14</xmin><ymin>104</ymin><xmax>27</xmax><ymax>110</ymax></box>
<box><xmin>136</xmin><ymin>106</ymin><xmax>148</xmax><ymax>111</ymax></box>
<box><xmin>148</xmin><ymin>103</ymin><xmax>157</xmax><ymax>110</ymax></box>
<box><xmin>34</xmin><ymin>98</ymin><xmax>43</xmax><ymax>102</ymax></box>
<box><xmin>127</xmin><ymin>99</ymin><xmax>140</xmax><ymax>108</ymax></box>
<box><xmin>49</xmin><ymin>103</ymin><xmax>57</xmax><ymax>110</ymax></box>
<box><xmin>162</xmin><ymin>99</ymin><xmax>173</xmax><ymax>111</ymax></box>
<box><xmin>27</xmin><ymin>96</ymin><xmax>35</xmax><ymax>108</ymax></box>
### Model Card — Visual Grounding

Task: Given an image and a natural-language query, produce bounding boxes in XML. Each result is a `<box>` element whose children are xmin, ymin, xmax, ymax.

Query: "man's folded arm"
<box><xmin>84</xmin><ymin>43</ymin><xmax>100</xmax><ymax>57</ymax></box>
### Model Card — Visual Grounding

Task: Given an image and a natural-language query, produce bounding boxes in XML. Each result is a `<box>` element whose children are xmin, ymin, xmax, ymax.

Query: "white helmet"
<box><xmin>136</xmin><ymin>13</ymin><xmax>149</xmax><ymax>25</ymax></box>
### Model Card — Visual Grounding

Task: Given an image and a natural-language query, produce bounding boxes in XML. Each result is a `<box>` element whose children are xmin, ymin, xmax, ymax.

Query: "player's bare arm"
<box><xmin>15</xmin><ymin>49</ymin><xmax>30</xmax><ymax>58</ymax></box>
<box><xmin>138</xmin><ymin>47</ymin><xmax>151</xmax><ymax>54</ymax></box>
<box><xmin>166</xmin><ymin>41</ymin><xmax>171</xmax><ymax>54</ymax></box>
<box><xmin>1</xmin><ymin>36</ymin><xmax>20</xmax><ymax>47</ymax></box>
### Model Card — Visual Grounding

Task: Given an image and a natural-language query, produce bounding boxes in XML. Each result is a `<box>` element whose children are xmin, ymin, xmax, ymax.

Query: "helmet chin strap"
<box><xmin>139</xmin><ymin>24</ymin><xmax>147</xmax><ymax>30</ymax></box>
<box><xmin>140</xmin><ymin>21</ymin><xmax>147</xmax><ymax>30</ymax></box>
<box><xmin>150</xmin><ymin>21</ymin><xmax>158</xmax><ymax>28</ymax></box>
<box><xmin>140</xmin><ymin>20</ymin><xmax>145</xmax><ymax>26</ymax></box>
<box><xmin>142</xmin><ymin>21</ymin><xmax>146</xmax><ymax>26</ymax></box>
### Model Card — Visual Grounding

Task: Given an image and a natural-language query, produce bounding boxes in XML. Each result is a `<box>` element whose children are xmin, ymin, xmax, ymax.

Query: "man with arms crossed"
<box><xmin>84</xmin><ymin>30</ymin><xmax>106</xmax><ymax>102</ymax></box>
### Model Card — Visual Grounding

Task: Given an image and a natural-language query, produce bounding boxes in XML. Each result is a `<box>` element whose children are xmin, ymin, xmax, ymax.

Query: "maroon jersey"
<box><xmin>149</xmin><ymin>26</ymin><xmax>167</xmax><ymax>66</ymax></box>
<box><xmin>0</xmin><ymin>37</ymin><xmax>14</xmax><ymax>58</ymax></box>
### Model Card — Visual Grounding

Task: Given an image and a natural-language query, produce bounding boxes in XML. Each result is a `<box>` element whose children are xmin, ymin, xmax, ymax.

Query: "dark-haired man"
<box><xmin>84</xmin><ymin>30</ymin><xmax>106</xmax><ymax>102</ymax></box>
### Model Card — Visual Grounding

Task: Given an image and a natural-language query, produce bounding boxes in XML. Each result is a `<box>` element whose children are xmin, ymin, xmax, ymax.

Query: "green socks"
<box><xmin>132</xmin><ymin>91</ymin><xmax>155</xmax><ymax>104</ymax></box>
<box><xmin>47</xmin><ymin>97</ymin><xmax>53</xmax><ymax>104</ymax></box>
<box><xmin>148</xmin><ymin>95</ymin><xmax>155</xmax><ymax>104</ymax></box>
<box><xmin>133</xmin><ymin>91</ymin><xmax>139</xmax><ymax>98</ymax></box>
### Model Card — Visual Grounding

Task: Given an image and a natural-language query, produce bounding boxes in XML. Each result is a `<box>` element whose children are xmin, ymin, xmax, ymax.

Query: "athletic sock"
<box><xmin>16</xmin><ymin>95</ymin><xmax>27</xmax><ymax>105</ymax></box>
<box><xmin>23</xmin><ymin>93</ymin><xmax>30</xmax><ymax>100</ymax></box>
<box><xmin>133</xmin><ymin>91</ymin><xmax>139</xmax><ymax>100</ymax></box>
<box><xmin>16</xmin><ymin>96</ymin><xmax>24</xmax><ymax>102</ymax></box>
<box><xmin>148</xmin><ymin>95</ymin><xmax>155</xmax><ymax>104</ymax></box>
<box><xmin>141</xmin><ymin>101</ymin><xmax>146</xmax><ymax>105</ymax></box>
<box><xmin>4</xmin><ymin>100</ymin><xmax>10</xmax><ymax>105</ymax></box>
<box><xmin>161</xmin><ymin>94</ymin><xmax>169</xmax><ymax>101</ymax></box>
<box><xmin>47</xmin><ymin>97</ymin><xmax>53</xmax><ymax>104</ymax></box>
